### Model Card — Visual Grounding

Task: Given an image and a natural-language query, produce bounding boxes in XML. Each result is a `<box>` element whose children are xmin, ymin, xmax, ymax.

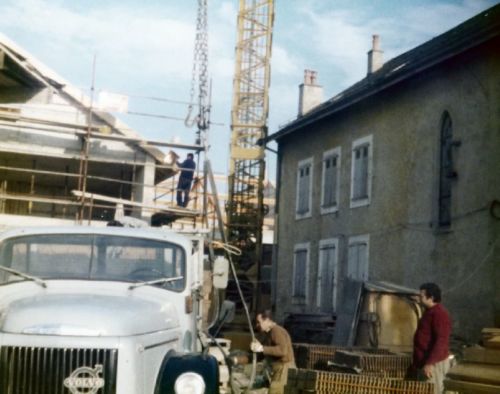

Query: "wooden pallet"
<box><xmin>285</xmin><ymin>368</ymin><xmax>434</xmax><ymax>394</ymax></box>
<box><xmin>293</xmin><ymin>343</ymin><xmax>391</xmax><ymax>370</ymax></box>
<box><xmin>332</xmin><ymin>350</ymin><xmax>412</xmax><ymax>378</ymax></box>
<box><xmin>445</xmin><ymin>341</ymin><xmax>500</xmax><ymax>392</ymax></box>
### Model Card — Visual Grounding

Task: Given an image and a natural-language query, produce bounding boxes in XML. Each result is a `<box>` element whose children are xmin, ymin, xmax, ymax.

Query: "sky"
<box><xmin>0</xmin><ymin>0</ymin><xmax>498</xmax><ymax>178</ymax></box>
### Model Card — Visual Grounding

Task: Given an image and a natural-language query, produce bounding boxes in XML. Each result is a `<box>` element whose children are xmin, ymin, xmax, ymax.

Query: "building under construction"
<box><xmin>0</xmin><ymin>33</ymin><xmax>206</xmax><ymax>230</ymax></box>
<box><xmin>0</xmin><ymin>31</ymin><xmax>276</xmax><ymax>241</ymax></box>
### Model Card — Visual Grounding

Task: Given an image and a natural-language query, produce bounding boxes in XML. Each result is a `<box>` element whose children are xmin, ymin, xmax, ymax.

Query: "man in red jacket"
<box><xmin>412</xmin><ymin>282</ymin><xmax>452</xmax><ymax>394</ymax></box>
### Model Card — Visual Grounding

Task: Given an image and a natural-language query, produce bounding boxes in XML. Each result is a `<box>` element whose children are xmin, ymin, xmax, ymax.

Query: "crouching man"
<box><xmin>251</xmin><ymin>309</ymin><xmax>296</xmax><ymax>394</ymax></box>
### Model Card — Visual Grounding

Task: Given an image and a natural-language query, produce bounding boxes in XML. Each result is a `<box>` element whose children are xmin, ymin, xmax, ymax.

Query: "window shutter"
<box><xmin>348</xmin><ymin>242</ymin><xmax>368</xmax><ymax>281</ymax></box>
<box><xmin>347</xmin><ymin>244</ymin><xmax>358</xmax><ymax>279</ymax></box>
<box><xmin>297</xmin><ymin>164</ymin><xmax>310</xmax><ymax>214</ymax></box>
<box><xmin>353</xmin><ymin>149</ymin><xmax>360</xmax><ymax>199</ymax></box>
<box><xmin>319</xmin><ymin>245</ymin><xmax>336</xmax><ymax>311</ymax></box>
<box><xmin>358</xmin><ymin>243</ymin><xmax>368</xmax><ymax>281</ymax></box>
<box><xmin>360</xmin><ymin>146</ymin><xmax>368</xmax><ymax>198</ymax></box>
<box><xmin>323</xmin><ymin>156</ymin><xmax>337</xmax><ymax>207</ymax></box>
<box><xmin>352</xmin><ymin>144</ymin><xmax>369</xmax><ymax>201</ymax></box>
<box><xmin>331</xmin><ymin>157</ymin><xmax>338</xmax><ymax>205</ymax></box>
<box><xmin>294</xmin><ymin>249</ymin><xmax>307</xmax><ymax>298</ymax></box>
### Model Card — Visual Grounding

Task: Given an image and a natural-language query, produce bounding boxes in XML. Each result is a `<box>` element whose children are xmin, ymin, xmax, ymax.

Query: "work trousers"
<box><xmin>269</xmin><ymin>361</ymin><xmax>296</xmax><ymax>394</ymax></box>
<box><xmin>176</xmin><ymin>178</ymin><xmax>192</xmax><ymax>207</ymax></box>
<box><xmin>416</xmin><ymin>358</ymin><xmax>451</xmax><ymax>394</ymax></box>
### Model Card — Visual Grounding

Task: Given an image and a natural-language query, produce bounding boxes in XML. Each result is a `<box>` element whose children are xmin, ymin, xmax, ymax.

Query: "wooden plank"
<box><xmin>0</xmin><ymin>192</ymin><xmax>79</xmax><ymax>206</ymax></box>
<box><xmin>72</xmin><ymin>190</ymin><xmax>200</xmax><ymax>216</ymax></box>
<box><xmin>444</xmin><ymin>378</ymin><xmax>500</xmax><ymax>394</ymax></box>
<box><xmin>484</xmin><ymin>337</ymin><xmax>500</xmax><ymax>349</ymax></box>
<box><xmin>463</xmin><ymin>346</ymin><xmax>500</xmax><ymax>364</ymax></box>
<box><xmin>482</xmin><ymin>328</ymin><xmax>500</xmax><ymax>334</ymax></box>
<box><xmin>447</xmin><ymin>362</ymin><xmax>500</xmax><ymax>385</ymax></box>
<box><xmin>482</xmin><ymin>328</ymin><xmax>500</xmax><ymax>346</ymax></box>
<box><xmin>332</xmin><ymin>279</ymin><xmax>363</xmax><ymax>346</ymax></box>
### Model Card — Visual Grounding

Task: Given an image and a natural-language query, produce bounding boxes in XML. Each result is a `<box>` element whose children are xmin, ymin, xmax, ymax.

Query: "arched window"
<box><xmin>438</xmin><ymin>112</ymin><xmax>454</xmax><ymax>227</ymax></box>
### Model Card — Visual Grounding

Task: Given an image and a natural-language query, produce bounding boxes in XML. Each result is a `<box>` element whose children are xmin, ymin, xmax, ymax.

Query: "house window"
<box><xmin>317</xmin><ymin>239</ymin><xmax>339</xmax><ymax>312</ymax></box>
<box><xmin>350</xmin><ymin>135</ymin><xmax>373</xmax><ymax>208</ymax></box>
<box><xmin>321</xmin><ymin>148</ymin><xmax>341</xmax><ymax>214</ymax></box>
<box><xmin>347</xmin><ymin>235</ymin><xmax>369</xmax><ymax>281</ymax></box>
<box><xmin>296</xmin><ymin>158</ymin><xmax>313</xmax><ymax>218</ymax></box>
<box><xmin>438</xmin><ymin>112</ymin><xmax>454</xmax><ymax>227</ymax></box>
<box><xmin>292</xmin><ymin>243</ymin><xmax>309</xmax><ymax>303</ymax></box>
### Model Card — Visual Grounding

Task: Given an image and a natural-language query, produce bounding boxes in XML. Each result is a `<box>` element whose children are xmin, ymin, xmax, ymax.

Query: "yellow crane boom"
<box><xmin>226</xmin><ymin>0</ymin><xmax>275</xmax><ymax>309</ymax></box>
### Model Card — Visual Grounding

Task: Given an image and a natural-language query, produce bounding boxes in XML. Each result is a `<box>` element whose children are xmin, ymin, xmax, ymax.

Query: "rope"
<box><xmin>211</xmin><ymin>240</ymin><xmax>243</xmax><ymax>256</ymax></box>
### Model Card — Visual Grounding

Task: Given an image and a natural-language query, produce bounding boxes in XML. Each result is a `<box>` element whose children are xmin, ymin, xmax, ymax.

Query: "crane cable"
<box><xmin>186</xmin><ymin>1</ymin><xmax>259</xmax><ymax>390</ymax></box>
<box><xmin>205</xmin><ymin>160</ymin><xmax>257</xmax><ymax>393</ymax></box>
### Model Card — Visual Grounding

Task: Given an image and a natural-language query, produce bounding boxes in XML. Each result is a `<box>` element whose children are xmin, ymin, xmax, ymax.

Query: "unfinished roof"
<box><xmin>0</xmin><ymin>33</ymin><xmax>175</xmax><ymax>182</ymax></box>
<box><xmin>267</xmin><ymin>4</ymin><xmax>500</xmax><ymax>143</ymax></box>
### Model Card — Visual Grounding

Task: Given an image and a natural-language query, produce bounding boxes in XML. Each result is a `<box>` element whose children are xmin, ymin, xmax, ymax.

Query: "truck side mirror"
<box><xmin>212</xmin><ymin>257</ymin><xmax>229</xmax><ymax>289</ymax></box>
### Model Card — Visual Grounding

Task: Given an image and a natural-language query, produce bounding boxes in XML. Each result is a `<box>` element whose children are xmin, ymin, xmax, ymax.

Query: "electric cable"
<box><xmin>205</xmin><ymin>159</ymin><xmax>257</xmax><ymax>393</ymax></box>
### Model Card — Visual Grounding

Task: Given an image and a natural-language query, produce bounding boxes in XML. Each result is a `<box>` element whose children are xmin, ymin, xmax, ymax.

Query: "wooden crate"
<box><xmin>332</xmin><ymin>350</ymin><xmax>412</xmax><ymax>378</ymax></box>
<box><xmin>293</xmin><ymin>343</ymin><xmax>391</xmax><ymax>370</ymax></box>
<box><xmin>286</xmin><ymin>368</ymin><xmax>434</xmax><ymax>394</ymax></box>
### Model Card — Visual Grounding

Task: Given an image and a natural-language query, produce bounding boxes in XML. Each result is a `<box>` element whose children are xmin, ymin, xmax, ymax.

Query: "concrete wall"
<box><xmin>274</xmin><ymin>38</ymin><xmax>500</xmax><ymax>341</ymax></box>
<box><xmin>0</xmin><ymin>76</ymin><xmax>156</xmax><ymax>224</ymax></box>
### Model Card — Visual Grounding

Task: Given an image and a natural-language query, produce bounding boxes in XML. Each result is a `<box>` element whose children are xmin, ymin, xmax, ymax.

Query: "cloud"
<box><xmin>298</xmin><ymin>0</ymin><xmax>499</xmax><ymax>91</ymax></box>
<box><xmin>304</xmin><ymin>9</ymin><xmax>369</xmax><ymax>87</ymax></box>
<box><xmin>272</xmin><ymin>45</ymin><xmax>301</xmax><ymax>77</ymax></box>
<box><xmin>1</xmin><ymin>0</ymin><xmax>497</xmax><ymax>177</ymax></box>
<box><xmin>0</xmin><ymin>0</ymin><xmax>197</xmax><ymax>82</ymax></box>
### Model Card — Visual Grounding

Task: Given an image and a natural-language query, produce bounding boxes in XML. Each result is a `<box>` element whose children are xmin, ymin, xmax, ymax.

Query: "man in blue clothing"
<box><xmin>176</xmin><ymin>153</ymin><xmax>196</xmax><ymax>207</ymax></box>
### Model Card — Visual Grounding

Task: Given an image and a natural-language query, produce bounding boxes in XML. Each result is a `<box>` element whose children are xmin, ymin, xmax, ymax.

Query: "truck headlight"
<box><xmin>174</xmin><ymin>372</ymin><xmax>205</xmax><ymax>394</ymax></box>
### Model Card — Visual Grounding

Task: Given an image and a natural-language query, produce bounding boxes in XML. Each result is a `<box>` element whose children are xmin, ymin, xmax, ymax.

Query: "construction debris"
<box><xmin>481</xmin><ymin>328</ymin><xmax>500</xmax><ymax>349</ymax></box>
<box><xmin>444</xmin><ymin>328</ymin><xmax>500</xmax><ymax>393</ymax></box>
<box><xmin>284</xmin><ymin>368</ymin><xmax>433</xmax><ymax>394</ymax></box>
<box><xmin>330</xmin><ymin>349</ymin><xmax>411</xmax><ymax>378</ymax></box>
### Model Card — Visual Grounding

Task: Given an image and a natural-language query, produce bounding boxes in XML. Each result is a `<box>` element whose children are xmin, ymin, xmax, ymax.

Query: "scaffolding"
<box><xmin>0</xmin><ymin>105</ymin><xmax>206</xmax><ymax>228</ymax></box>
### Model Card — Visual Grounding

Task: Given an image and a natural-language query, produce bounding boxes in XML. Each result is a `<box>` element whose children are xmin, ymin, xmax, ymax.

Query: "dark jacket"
<box><xmin>177</xmin><ymin>158</ymin><xmax>196</xmax><ymax>182</ymax></box>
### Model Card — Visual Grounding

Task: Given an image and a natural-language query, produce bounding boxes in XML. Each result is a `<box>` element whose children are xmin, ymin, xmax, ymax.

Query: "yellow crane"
<box><xmin>226</xmin><ymin>0</ymin><xmax>275</xmax><ymax>311</ymax></box>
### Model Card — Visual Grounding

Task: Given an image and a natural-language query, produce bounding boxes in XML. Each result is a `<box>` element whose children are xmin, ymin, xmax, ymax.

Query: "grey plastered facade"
<box><xmin>269</xmin><ymin>6</ymin><xmax>500</xmax><ymax>341</ymax></box>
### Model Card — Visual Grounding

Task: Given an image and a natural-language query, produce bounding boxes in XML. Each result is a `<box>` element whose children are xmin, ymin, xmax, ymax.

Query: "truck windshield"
<box><xmin>0</xmin><ymin>234</ymin><xmax>186</xmax><ymax>291</ymax></box>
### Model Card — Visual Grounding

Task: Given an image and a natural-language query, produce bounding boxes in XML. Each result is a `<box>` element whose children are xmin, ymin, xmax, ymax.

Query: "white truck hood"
<box><xmin>0</xmin><ymin>292</ymin><xmax>179</xmax><ymax>336</ymax></box>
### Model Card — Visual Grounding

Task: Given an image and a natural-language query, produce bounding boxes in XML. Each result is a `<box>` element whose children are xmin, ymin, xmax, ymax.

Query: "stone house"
<box><xmin>266</xmin><ymin>5</ymin><xmax>500</xmax><ymax>341</ymax></box>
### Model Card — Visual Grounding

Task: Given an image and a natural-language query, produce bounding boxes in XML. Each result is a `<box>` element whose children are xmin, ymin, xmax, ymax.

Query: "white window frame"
<box><xmin>316</xmin><ymin>238</ymin><xmax>339</xmax><ymax>311</ymax></box>
<box><xmin>350</xmin><ymin>135</ymin><xmax>373</xmax><ymax>208</ymax></box>
<box><xmin>347</xmin><ymin>235</ymin><xmax>370</xmax><ymax>281</ymax></box>
<box><xmin>295</xmin><ymin>157</ymin><xmax>313</xmax><ymax>219</ymax></box>
<box><xmin>321</xmin><ymin>147</ymin><xmax>341</xmax><ymax>215</ymax></box>
<box><xmin>292</xmin><ymin>242</ymin><xmax>310</xmax><ymax>304</ymax></box>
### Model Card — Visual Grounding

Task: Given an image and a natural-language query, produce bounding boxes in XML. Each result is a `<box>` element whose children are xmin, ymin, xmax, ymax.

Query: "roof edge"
<box><xmin>266</xmin><ymin>4</ymin><xmax>500</xmax><ymax>144</ymax></box>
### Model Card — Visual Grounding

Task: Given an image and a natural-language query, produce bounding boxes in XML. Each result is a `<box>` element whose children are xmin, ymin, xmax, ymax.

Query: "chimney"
<box><xmin>367</xmin><ymin>34</ymin><xmax>383</xmax><ymax>74</ymax></box>
<box><xmin>298</xmin><ymin>69</ymin><xmax>323</xmax><ymax>116</ymax></box>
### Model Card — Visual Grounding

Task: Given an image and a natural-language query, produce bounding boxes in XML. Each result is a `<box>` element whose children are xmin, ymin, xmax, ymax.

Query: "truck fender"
<box><xmin>154</xmin><ymin>351</ymin><xmax>219</xmax><ymax>394</ymax></box>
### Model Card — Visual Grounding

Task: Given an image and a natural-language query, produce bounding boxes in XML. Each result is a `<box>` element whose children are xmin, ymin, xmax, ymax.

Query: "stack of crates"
<box><xmin>284</xmin><ymin>369</ymin><xmax>434</xmax><ymax>394</ymax></box>
<box><xmin>292</xmin><ymin>343</ymin><xmax>392</xmax><ymax>371</ymax></box>
<box><xmin>331</xmin><ymin>350</ymin><xmax>412</xmax><ymax>378</ymax></box>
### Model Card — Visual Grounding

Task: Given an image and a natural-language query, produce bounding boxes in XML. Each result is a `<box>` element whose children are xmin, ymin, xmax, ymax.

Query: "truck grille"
<box><xmin>0</xmin><ymin>346</ymin><xmax>118</xmax><ymax>394</ymax></box>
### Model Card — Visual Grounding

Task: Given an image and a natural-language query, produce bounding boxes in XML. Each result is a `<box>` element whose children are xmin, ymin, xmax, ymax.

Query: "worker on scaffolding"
<box><xmin>176</xmin><ymin>153</ymin><xmax>196</xmax><ymax>207</ymax></box>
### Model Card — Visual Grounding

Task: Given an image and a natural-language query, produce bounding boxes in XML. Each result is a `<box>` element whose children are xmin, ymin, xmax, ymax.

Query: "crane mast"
<box><xmin>226</xmin><ymin>0</ymin><xmax>275</xmax><ymax>307</ymax></box>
